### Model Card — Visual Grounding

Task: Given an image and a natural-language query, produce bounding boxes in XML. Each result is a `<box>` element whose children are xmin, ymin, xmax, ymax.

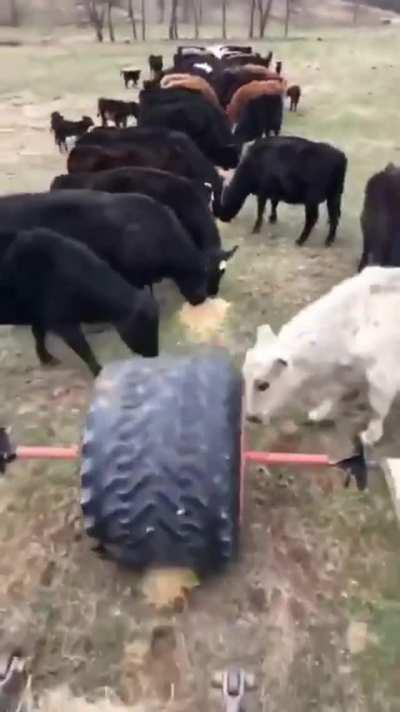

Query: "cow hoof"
<box><xmin>269</xmin><ymin>216</ymin><xmax>277</xmax><ymax>224</ymax></box>
<box><xmin>325</xmin><ymin>239</ymin><xmax>334</xmax><ymax>248</ymax></box>
<box><xmin>295</xmin><ymin>238</ymin><xmax>306</xmax><ymax>247</ymax></box>
<box><xmin>252</xmin><ymin>227</ymin><xmax>261</xmax><ymax>235</ymax></box>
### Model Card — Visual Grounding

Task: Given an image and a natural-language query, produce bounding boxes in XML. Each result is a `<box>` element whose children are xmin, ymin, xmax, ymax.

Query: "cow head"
<box><xmin>205</xmin><ymin>245</ymin><xmax>238</xmax><ymax>297</ymax></box>
<box><xmin>216</xmin><ymin>144</ymin><xmax>240</xmax><ymax>170</ymax></box>
<box><xmin>243</xmin><ymin>324</ymin><xmax>295</xmax><ymax>423</ymax></box>
<box><xmin>82</xmin><ymin>116</ymin><xmax>94</xmax><ymax>130</ymax></box>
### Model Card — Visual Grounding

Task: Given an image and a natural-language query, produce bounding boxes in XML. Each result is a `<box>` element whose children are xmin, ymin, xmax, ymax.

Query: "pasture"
<box><xmin>0</xmin><ymin>22</ymin><xmax>400</xmax><ymax>712</ymax></box>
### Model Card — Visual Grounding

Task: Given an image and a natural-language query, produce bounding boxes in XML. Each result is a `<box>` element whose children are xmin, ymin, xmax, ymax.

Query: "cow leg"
<box><xmin>54</xmin><ymin>323</ymin><xmax>101</xmax><ymax>377</ymax></box>
<box><xmin>252</xmin><ymin>195</ymin><xmax>268</xmax><ymax>234</ymax></box>
<box><xmin>269</xmin><ymin>199</ymin><xmax>279</xmax><ymax>224</ymax></box>
<box><xmin>31</xmin><ymin>325</ymin><xmax>59</xmax><ymax>366</ymax></box>
<box><xmin>358</xmin><ymin>244</ymin><xmax>369</xmax><ymax>272</ymax></box>
<box><xmin>296</xmin><ymin>203</ymin><xmax>319</xmax><ymax>246</ymax></box>
<box><xmin>325</xmin><ymin>194</ymin><xmax>342</xmax><ymax>247</ymax></box>
<box><xmin>361</xmin><ymin>370</ymin><xmax>394</xmax><ymax>446</ymax></box>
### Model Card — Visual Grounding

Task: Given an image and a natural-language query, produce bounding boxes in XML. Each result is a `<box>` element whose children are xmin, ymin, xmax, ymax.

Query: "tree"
<box><xmin>221</xmin><ymin>0</ymin><xmax>228</xmax><ymax>39</ymax></box>
<box><xmin>9</xmin><ymin>0</ymin><xmax>20</xmax><ymax>27</ymax></box>
<box><xmin>258</xmin><ymin>0</ymin><xmax>274</xmax><ymax>39</ymax></box>
<box><xmin>249</xmin><ymin>0</ymin><xmax>256</xmax><ymax>38</ymax></box>
<box><xmin>169</xmin><ymin>0</ymin><xmax>179</xmax><ymax>39</ymax></box>
<box><xmin>284</xmin><ymin>0</ymin><xmax>290</xmax><ymax>36</ymax></box>
<box><xmin>127</xmin><ymin>0</ymin><xmax>137</xmax><ymax>39</ymax></box>
<box><xmin>192</xmin><ymin>0</ymin><xmax>201</xmax><ymax>37</ymax></box>
<box><xmin>141</xmin><ymin>0</ymin><xmax>146</xmax><ymax>40</ymax></box>
<box><xmin>157</xmin><ymin>0</ymin><xmax>165</xmax><ymax>22</ymax></box>
<box><xmin>82</xmin><ymin>0</ymin><xmax>105</xmax><ymax>42</ymax></box>
<box><xmin>107</xmin><ymin>0</ymin><xmax>115</xmax><ymax>42</ymax></box>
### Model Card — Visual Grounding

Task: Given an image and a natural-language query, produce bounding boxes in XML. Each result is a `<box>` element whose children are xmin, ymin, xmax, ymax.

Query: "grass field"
<box><xmin>0</xmin><ymin>18</ymin><xmax>400</xmax><ymax>712</ymax></box>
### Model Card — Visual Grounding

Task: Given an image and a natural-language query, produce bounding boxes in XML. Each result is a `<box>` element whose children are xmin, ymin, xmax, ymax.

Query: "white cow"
<box><xmin>243</xmin><ymin>266</ymin><xmax>400</xmax><ymax>445</ymax></box>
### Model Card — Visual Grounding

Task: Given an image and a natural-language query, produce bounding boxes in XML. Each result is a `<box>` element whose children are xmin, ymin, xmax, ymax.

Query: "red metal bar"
<box><xmin>13</xmin><ymin>447</ymin><xmax>334</xmax><ymax>467</ymax></box>
<box><xmin>16</xmin><ymin>446</ymin><xmax>79</xmax><ymax>461</ymax></box>
<box><xmin>245</xmin><ymin>451</ymin><xmax>331</xmax><ymax>467</ymax></box>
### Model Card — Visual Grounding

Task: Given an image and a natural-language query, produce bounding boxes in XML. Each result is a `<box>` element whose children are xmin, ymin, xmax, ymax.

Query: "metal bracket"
<box><xmin>331</xmin><ymin>436</ymin><xmax>368</xmax><ymax>491</ymax></box>
<box><xmin>0</xmin><ymin>428</ymin><xmax>16</xmax><ymax>475</ymax></box>
<box><xmin>212</xmin><ymin>669</ymin><xmax>256</xmax><ymax>712</ymax></box>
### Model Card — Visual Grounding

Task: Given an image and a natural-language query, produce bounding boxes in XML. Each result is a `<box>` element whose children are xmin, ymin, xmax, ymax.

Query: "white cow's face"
<box><xmin>243</xmin><ymin>325</ymin><xmax>293</xmax><ymax>423</ymax></box>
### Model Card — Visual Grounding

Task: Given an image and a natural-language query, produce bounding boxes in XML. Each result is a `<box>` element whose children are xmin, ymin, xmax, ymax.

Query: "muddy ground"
<box><xmin>0</xmin><ymin>15</ymin><xmax>400</xmax><ymax>712</ymax></box>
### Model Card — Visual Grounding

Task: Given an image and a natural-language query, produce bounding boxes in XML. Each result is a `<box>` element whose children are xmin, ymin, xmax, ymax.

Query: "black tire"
<box><xmin>80</xmin><ymin>353</ymin><xmax>242</xmax><ymax>575</ymax></box>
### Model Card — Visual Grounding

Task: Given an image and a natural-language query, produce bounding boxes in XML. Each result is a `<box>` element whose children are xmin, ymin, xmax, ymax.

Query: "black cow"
<box><xmin>74</xmin><ymin>127</ymin><xmax>224</xmax><ymax>215</ymax></box>
<box><xmin>0</xmin><ymin>191</ymin><xmax>227</xmax><ymax>304</ymax></box>
<box><xmin>0</xmin><ymin>227</ymin><xmax>159</xmax><ymax>375</ymax></box>
<box><xmin>219</xmin><ymin>136</ymin><xmax>347</xmax><ymax>246</ymax></box>
<box><xmin>287</xmin><ymin>85</ymin><xmax>301</xmax><ymax>112</ymax></box>
<box><xmin>234</xmin><ymin>94</ymin><xmax>284</xmax><ymax>144</ymax></box>
<box><xmin>221</xmin><ymin>51</ymin><xmax>273</xmax><ymax>69</ymax></box>
<box><xmin>359</xmin><ymin>163</ymin><xmax>400</xmax><ymax>271</ymax></box>
<box><xmin>50</xmin><ymin>113</ymin><xmax>94</xmax><ymax>152</ymax></box>
<box><xmin>121</xmin><ymin>69</ymin><xmax>141</xmax><ymax>88</ymax></box>
<box><xmin>50</xmin><ymin>167</ymin><xmax>237</xmax><ymax>293</ymax></box>
<box><xmin>149</xmin><ymin>54</ymin><xmax>164</xmax><ymax>78</ymax></box>
<box><xmin>98</xmin><ymin>98</ymin><xmax>139</xmax><ymax>127</ymax></box>
<box><xmin>138</xmin><ymin>86</ymin><xmax>239</xmax><ymax>169</ymax></box>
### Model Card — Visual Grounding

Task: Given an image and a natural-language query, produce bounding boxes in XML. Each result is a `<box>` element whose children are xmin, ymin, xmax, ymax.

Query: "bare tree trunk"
<box><xmin>169</xmin><ymin>0</ymin><xmax>179</xmax><ymax>39</ymax></box>
<box><xmin>157</xmin><ymin>0</ymin><xmax>165</xmax><ymax>22</ymax></box>
<box><xmin>221</xmin><ymin>0</ymin><xmax>227</xmax><ymax>39</ymax></box>
<box><xmin>249</xmin><ymin>0</ymin><xmax>256</xmax><ymax>38</ymax></box>
<box><xmin>107</xmin><ymin>1</ymin><xmax>115</xmax><ymax>41</ymax></box>
<box><xmin>82</xmin><ymin>0</ymin><xmax>105</xmax><ymax>42</ymax></box>
<box><xmin>141</xmin><ymin>0</ymin><xmax>146</xmax><ymax>39</ymax></box>
<box><xmin>192</xmin><ymin>0</ymin><xmax>200</xmax><ymax>37</ymax></box>
<box><xmin>9</xmin><ymin>0</ymin><xmax>20</xmax><ymax>26</ymax></box>
<box><xmin>127</xmin><ymin>0</ymin><xmax>137</xmax><ymax>39</ymax></box>
<box><xmin>259</xmin><ymin>0</ymin><xmax>273</xmax><ymax>38</ymax></box>
<box><xmin>183</xmin><ymin>0</ymin><xmax>191</xmax><ymax>22</ymax></box>
<box><xmin>353</xmin><ymin>0</ymin><xmax>360</xmax><ymax>24</ymax></box>
<box><xmin>284</xmin><ymin>0</ymin><xmax>290</xmax><ymax>36</ymax></box>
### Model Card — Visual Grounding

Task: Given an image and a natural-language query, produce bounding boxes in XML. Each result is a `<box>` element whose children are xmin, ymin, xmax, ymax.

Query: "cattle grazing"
<box><xmin>70</xmin><ymin>127</ymin><xmax>224</xmax><ymax>215</ymax></box>
<box><xmin>149</xmin><ymin>54</ymin><xmax>164</xmax><ymax>79</ymax></box>
<box><xmin>138</xmin><ymin>86</ymin><xmax>239</xmax><ymax>169</ymax></box>
<box><xmin>0</xmin><ymin>191</ymin><xmax>229</xmax><ymax>305</ymax></box>
<box><xmin>359</xmin><ymin>163</ymin><xmax>400</xmax><ymax>271</ymax></box>
<box><xmin>120</xmin><ymin>69</ymin><xmax>141</xmax><ymax>88</ymax></box>
<box><xmin>0</xmin><ymin>227</ymin><xmax>159</xmax><ymax>375</ymax></box>
<box><xmin>221</xmin><ymin>51</ymin><xmax>273</xmax><ymax>69</ymax></box>
<box><xmin>243</xmin><ymin>266</ymin><xmax>400</xmax><ymax>446</ymax></box>
<box><xmin>50</xmin><ymin>113</ymin><xmax>93</xmax><ymax>152</ymax></box>
<box><xmin>219</xmin><ymin>136</ymin><xmax>347</xmax><ymax>246</ymax></box>
<box><xmin>226</xmin><ymin>77</ymin><xmax>285</xmax><ymax>125</ymax></box>
<box><xmin>97</xmin><ymin>98</ymin><xmax>139</xmax><ymax>128</ymax></box>
<box><xmin>287</xmin><ymin>85</ymin><xmax>301</xmax><ymax>112</ymax></box>
<box><xmin>50</xmin><ymin>167</ymin><xmax>237</xmax><ymax>294</ymax></box>
<box><xmin>214</xmin><ymin>66</ymin><xmax>279</xmax><ymax>108</ymax></box>
<box><xmin>233</xmin><ymin>93</ymin><xmax>284</xmax><ymax>144</ymax></box>
<box><xmin>160</xmin><ymin>73</ymin><xmax>220</xmax><ymax>107</ymax></box>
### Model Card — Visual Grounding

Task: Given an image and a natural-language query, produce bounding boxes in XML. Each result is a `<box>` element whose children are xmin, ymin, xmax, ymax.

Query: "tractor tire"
<box><xmin>80</xmin><ymin>353</ymin><xmax>242</xmax><ymax>575</ymax></box>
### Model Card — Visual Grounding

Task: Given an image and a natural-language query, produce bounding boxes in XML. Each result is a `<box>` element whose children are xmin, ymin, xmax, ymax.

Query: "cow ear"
<box><xmin>223</xmin><ymin>245</ymin><xmax>238</xmax><ymax>260</ymax></box>
<box><xmin>256</xmin><ymin>324</ymin><xmax>277</xmax><ymax>348</ymax></box>
<box><xmin>275</xmin><ymin>357</ymin><xmax>288</xmax><ymax>368</ymax></box>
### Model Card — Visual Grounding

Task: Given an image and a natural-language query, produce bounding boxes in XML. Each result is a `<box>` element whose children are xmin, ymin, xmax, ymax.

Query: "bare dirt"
<box><xmin>0</xmin><ymin>14</ymin><xmax>400</xmax><ymax>712</ymax></box>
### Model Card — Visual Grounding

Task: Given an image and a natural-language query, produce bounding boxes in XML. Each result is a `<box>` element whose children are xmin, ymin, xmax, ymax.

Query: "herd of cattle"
<box><xmin>0</xmin><ymin>43</ymin><xmax>397</xmax><ymax>397</ymax></box>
